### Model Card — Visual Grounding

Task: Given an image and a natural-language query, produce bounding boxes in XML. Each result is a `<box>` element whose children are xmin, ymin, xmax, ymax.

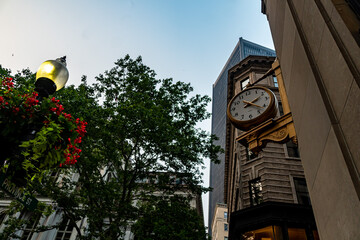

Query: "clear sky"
<box><xmin>0</xmin><ymin>0</ymin><xmax>275</xmax><ymax>228</ymax></box>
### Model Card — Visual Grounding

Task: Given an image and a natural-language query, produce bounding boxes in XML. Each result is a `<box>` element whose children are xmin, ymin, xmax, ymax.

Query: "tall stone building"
<box><xmin>261</xmin><ymin>0</ymin><xmax>360</xmax><ymax>239</ymax></box>
<box><xmin>209</xmin><ymin>38</ymin><xmax>275</xmax><ymax>235</ymax></box>
<box><xmin>211</xmin><ymin>203</ymin><xmax>228</xmax><ymax>240</ymax></box>
<box><xmin>225</xmin><ymin>55</ymin><xmax>318</xmax><ymax>240</ymax></box>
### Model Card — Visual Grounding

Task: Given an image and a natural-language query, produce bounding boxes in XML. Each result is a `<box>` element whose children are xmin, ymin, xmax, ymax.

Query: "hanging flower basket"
<box><xmin>0</xmin><ymin>76</ymin><xmax>87</xmax><ymax>186</ymax></box>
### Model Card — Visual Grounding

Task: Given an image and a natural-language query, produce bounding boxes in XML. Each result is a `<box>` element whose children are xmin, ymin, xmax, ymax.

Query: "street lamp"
<box><xmin>1</xmin><ymin>57</ymin><xmax>69</xmax><ymax>186</ymax></box>
<box><xmin>35</xmin><ymin>56</ymin><xmax>69</xmax><ymax>98</ymax></box>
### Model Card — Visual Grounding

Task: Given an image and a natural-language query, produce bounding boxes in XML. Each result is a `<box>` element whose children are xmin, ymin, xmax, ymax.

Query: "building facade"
<box><xmin>209</xmin><ymin>38</ymin><xmax>276</xmax><ymax>234</ymax></box>
<box><xmin>0</xmin><ymin>173</ymin><xmax>203</xmax><ymax>240</ymax></box>
<box><xmin>262</xmin><ymin>0</ymin><xmax>360</xmax><ymax>239</ymax></box>
<box><xmin>225</xmin><ymin>56</ymin><xmax>318</xmax><ymax>240</ymax></box>
<box><xmin>211</xmin><ymin>203</ymin><xmax>228</xmax><ymax>240</ymax></box>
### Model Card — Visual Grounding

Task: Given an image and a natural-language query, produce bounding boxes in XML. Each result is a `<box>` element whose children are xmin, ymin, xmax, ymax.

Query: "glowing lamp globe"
<box><xmin>35</xmin><ymin>56</ymin><xmax>69</xmax><ymax>97</ymax></box>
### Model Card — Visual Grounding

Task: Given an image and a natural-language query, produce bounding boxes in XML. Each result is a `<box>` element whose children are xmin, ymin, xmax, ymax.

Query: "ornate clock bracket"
<box><xmin>236</xmin><ymin>112</ymin><xmax>297</xmax><ymax>154</ymax></box>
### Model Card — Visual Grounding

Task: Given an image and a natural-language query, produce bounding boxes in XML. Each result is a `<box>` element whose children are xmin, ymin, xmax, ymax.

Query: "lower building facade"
<box><xmin>229</xmin><ymin>202</ymin><xmax>318</xmax><ymax>240</ymax></box>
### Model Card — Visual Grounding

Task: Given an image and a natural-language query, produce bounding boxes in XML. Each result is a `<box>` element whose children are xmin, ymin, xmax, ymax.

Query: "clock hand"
<box><xmin>250</xmin><ymin>96</ymin><xmax>260</xmax><ymax>103</ymax></box>
<box><xmin>243</xmin><ymin>96</ymin><xmax>261</xmax><ymax>108</ymax></box>
<box><xmin>243</xmin><ymin>100</ymin><xmax>263</xmax><ymax>108</ymax></box>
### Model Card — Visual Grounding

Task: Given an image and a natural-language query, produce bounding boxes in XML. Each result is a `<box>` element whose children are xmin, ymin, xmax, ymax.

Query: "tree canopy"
<box><xmin>0</xmin><ymin>55</ymin><xmax>221</xmax><ymax>239</ymax></box>
<box><xmin>132</xmin><ymin>195</ymin><xmax>207</xmax><ymax>240</ymax></box>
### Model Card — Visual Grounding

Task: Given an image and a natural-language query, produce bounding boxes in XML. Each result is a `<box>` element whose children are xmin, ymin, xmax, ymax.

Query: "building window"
<box><xmin>278</xmin><ymin>102</ymin><xmax>284</xmax><ymax>116</ymax></box>
<box><xmin>286</xmin><ymin>141</ymin><xmax>300</xmax><ymax>158</ymax></box>
<box><xmin>294</xmin><ymin>178</ymin><xmax>311</xmax><ymax>205</ymax></box>
<box><xmin>55</xmin><ymin>216</ymin><xmax>75</xmax><ymax>240</ymax></box>
<box><xmin>224</xmin><ymin>223</ymin><xmax>228</xmax><ymax>231</ymax></box>
<box><xmin>273</xmin><ymin>75</ymin><xmax>278</xmax><ymax>88</ymax></box>
<box><xmin>21</xmin><ymin>213</ymin><xmax>41</xmax><ymax>240</ymax></box>
<box><xmin>249</xmin><ymin>178</ymin><xmax>263</xmax><ymax>206</ymax></box>
<box><xmin>246</xmin><ymin>147</ymin><xmax>257</xmax><ymax>161</ymax></box>
<box><xmin>224</xmin><ymin>211</ymin><xmax>228</xmax><ymax>219</ymax></box>
<box><xmin>224</xmin><ymin>237</ymin><xmax>228</xmax><ymax>240</ymax></box>
<box><xmin>241</xmin><ymin>78</ymin><xmax>250</xmax><ymax>90</ymax></box>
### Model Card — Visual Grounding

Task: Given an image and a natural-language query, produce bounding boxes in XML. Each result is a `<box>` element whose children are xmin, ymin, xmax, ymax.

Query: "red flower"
<box><xmin>56</xmin><ymin>104</ymin><xmax>64</xmax><ymax>115</ymax></box>
<box><xmin>63</xmin><ymin>112</ymin><xmax>72</xmax><ymax>120</ymax></box>
<box><xmin>51</xmin><ymin>97</ymin><xmax>60</xmax><ymax>104</ymax></box>
<box><xmin>1</xmin><ymin>76</ymin><xmax>87</xmax><ymax>169</ymax></box>
<box><xmin>25</xmin><ymin>95</ymin><xmax>39</xmax><ymax>107</ymax></box>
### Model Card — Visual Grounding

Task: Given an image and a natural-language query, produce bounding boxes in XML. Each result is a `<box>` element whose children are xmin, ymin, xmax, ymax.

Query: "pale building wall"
<box><xmin>211</xmin><ymin>203</ymin><xmax>228</xmax><ymax>240</ymax></box>
<box><xmin>262</xmin><ymin>0</ymin><xmax>360</xmax><ymax>239</ymax></box>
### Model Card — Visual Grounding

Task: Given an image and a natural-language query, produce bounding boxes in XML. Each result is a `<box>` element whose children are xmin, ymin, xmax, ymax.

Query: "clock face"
<box><xmin>229</xmin><ymin>88</ymin><xmax>271</xmax><ymax>121</ymax></box>
<box><xmin>227</xmin><ymin>86</ymin><xmax>277</xmax><ymax>130</ymax></box>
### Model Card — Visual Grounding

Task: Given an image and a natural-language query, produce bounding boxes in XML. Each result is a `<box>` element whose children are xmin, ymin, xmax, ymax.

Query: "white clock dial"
<box><xmin>229</xmin><ymin>88</ymin><xmax>271</xmax><ymax>121</ymax></box>
<box><xmin>227</xmin><ymin>86</ymin><xmax>278</xmax><ymax>131</ymax></box>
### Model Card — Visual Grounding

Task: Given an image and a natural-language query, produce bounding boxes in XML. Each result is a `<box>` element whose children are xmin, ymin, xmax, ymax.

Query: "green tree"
<box><xmin>0</xmin><ymin>55</ymin><xmax>221</xmax><ymax>239</ymax></box>
<box><xmin>132</xmin><ymin>195</ymin><xmax>207</xmax><ymax>240</ymax></box>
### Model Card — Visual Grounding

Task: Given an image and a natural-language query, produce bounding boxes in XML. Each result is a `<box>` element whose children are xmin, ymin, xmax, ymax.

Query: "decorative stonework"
<box><xmin>259</xmin><ymin>127</ymin><xmax>288</xmax><ymax>145</ymax></box>
<box><xmin>237</xmin><ymin>112</ymin><xmax>297</xmax><ymax>154</ymax></box>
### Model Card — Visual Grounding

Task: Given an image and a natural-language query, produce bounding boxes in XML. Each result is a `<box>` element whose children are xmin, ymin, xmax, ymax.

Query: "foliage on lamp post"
<box><xmin>0</xmin><ymin>75</ymin><xmax>87</xmax><ymax>185</ymax></box>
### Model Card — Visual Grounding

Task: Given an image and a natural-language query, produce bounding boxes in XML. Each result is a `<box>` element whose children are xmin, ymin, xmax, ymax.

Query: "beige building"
<box><xmin>225</xmin><ymin>55</ymin><xmax>318</xmax><ymax>240</ymax></box>
<box><xmin>211</xmin><ymin>203</ymin><xmax>228</xmax><ymax>240</ymax></box>
<box><xmin>261</xmin><ymin>0</ymin><xmax>360</xmax><ymax>239</ymax></box>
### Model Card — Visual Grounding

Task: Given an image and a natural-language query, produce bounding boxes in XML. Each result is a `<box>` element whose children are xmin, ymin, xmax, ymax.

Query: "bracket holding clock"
<box><xmin>236</xmin><ymin>112</ymin><xmax>297</xmax><ymax>154</ymax></box>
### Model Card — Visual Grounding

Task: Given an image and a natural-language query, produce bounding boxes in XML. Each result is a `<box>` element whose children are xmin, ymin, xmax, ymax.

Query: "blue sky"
<box><xmin>0</xmin><ymin>0</ymin><xmax>275</xmax><ymax>227</ymax></box>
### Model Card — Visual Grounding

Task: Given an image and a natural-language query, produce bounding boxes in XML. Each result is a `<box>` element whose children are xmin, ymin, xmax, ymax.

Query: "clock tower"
<box><xmin>224</xmin><ymin>56</ymin><xmax>319</xmax><ymax>240</ymax></box>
